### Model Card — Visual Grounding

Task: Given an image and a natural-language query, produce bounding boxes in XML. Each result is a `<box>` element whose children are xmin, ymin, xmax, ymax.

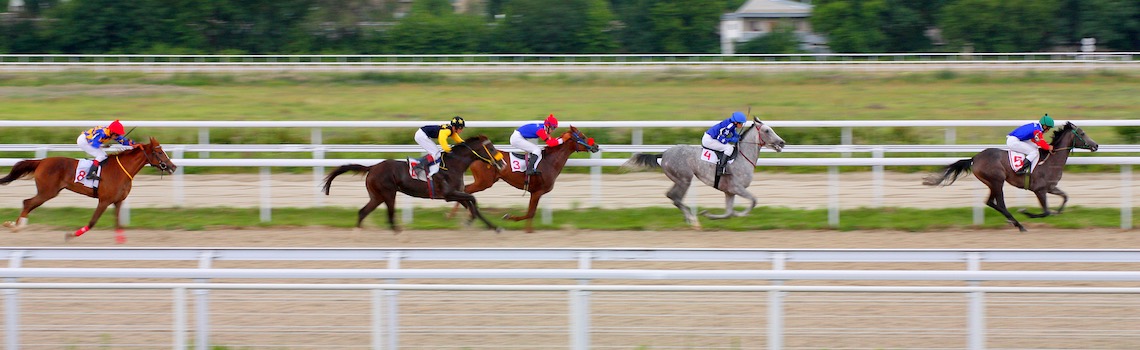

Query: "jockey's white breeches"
<box><xmin>414</xmin><ymin>129</ymin><xmax>442</xmax><ymax>162</ymax></box>
<box><xmin>77</xmin><ymin>134</ymin><xmax>108</xmax><ymax>162</ymax></box>
<box><xmin>510</xmin><ymin>130</ymin><xmax>543</xmax><ymax>164</ymax></box>
<box><xmin>1007</xmin><ymin>135</ymin><xmax>1041</xmax><ymax>169</ymax></box>
<box><xmin>701</xmin><ymin>134</ymin><xmax>735</xmax><ymax>156</ymax></box>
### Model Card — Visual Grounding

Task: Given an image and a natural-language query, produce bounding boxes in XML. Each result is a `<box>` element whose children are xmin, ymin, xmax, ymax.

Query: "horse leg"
<box><xmin>112</xmin><ymin>201</ymin><xmax>126</xmax><ymax>244</ymax></box>
<box><xmin>449</xmin><ymin>192</ymin><xmax>501</xmax><ymax>233</ymax></box>
<box><xmin>986</xmin><ymin>188</ymin><xmax>1026</xmax><ymax>232</ymax></box>
<box><xmin>1048</xmin><ymin>187</ymin><xmax>1069</xmax><ymax>214</ymax></box>
<box><xmin>450</xmin><ymin>167</ymin><xmax>496</xmax><ymax>219</ymax></box>
<box><xmin>381</xmin><ymin>190</ymin><xmax>400</xmax><ymax>233</ymax></box>
<box><xmin>664</xmin><ymin>174</ymin><xmax>699</xmax><ymax>229</ymax></box>
<box><xmin>1020</xmin><ymin>190</ymin><xmax>1052</xmax><ymax>218</ymax></box>
<box><xmin>4</xmin><ymin>190</ymin><xmax>59</xmax><ymax>232</ymax></box>
<box><xmin>67</xmin><ymin>199</ymin><xmax>113</xmax><ymax>241</ymax></box>
<box><xmin>355</xmin><ymin>197</ymin><xmax>382</xmax><ymax>230</ymax></box>
<box><xmin>700</xmin><ymin>193</ymin><xmax>736</xmax><ymax>220</ymax></box>
<box><xmin>732</xmin><ymin>190</ymin><xmax>758</xmax><ymax>217</ymax></box>
<box><xmin>505</xmin><ymin>193</ymin><xmax>544</xmax><ymax>233</ymax></box>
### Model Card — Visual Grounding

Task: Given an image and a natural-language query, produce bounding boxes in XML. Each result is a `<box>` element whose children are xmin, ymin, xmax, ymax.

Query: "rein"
<box><xmin>734</xmin><ymin>125</ymin><xmax>763</xmax><ymax>167</ymax></box>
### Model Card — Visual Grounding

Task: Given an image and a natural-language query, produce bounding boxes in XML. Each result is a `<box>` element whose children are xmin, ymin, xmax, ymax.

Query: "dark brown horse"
<box><xmin>450</xmin><ymin>125</ymin><xmax>598</xmax><ymax>232</ymax></box>
<box><xmin>0</xmin><ymin>137</ymin><xmax>177</xmax><ymax>242</ymax></box>
<box><xmin>923</xmin><ymin>122</ymin><xmax>1099</xmax><ymax>232</ymax></box>
<box><xmin>322</xmin><ymin>135</ymin><xmax>506</xmax><ymax>233</ymax></box>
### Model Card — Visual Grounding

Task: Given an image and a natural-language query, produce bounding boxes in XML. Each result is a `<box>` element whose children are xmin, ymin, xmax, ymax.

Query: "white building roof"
<box><xmin>723</xmin><ymin>0</ymin><xmax>812</xmax><ymax>19</ymax></box>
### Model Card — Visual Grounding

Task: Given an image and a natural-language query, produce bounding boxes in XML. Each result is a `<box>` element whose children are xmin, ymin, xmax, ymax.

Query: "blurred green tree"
<box><xmin>939</xmin><ymin>0</ymin><xmax>1060</xmax><ymax>52</ymax></box>
<box><xmin>386</xmin><ymin>0</ymin><xmax>489</xmax><ymax>54</ymax></box>
<box><xmin>491</xmin><ymin>0</ymin><xmax>617</xmax><ymax>53</ymax></box>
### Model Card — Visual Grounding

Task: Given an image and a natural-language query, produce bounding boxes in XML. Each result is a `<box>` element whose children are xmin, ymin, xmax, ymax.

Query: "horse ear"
<box><xmin>753</xmin><ymin>116</ymin><xmax>763</xmax><ymax>125</ymax></box>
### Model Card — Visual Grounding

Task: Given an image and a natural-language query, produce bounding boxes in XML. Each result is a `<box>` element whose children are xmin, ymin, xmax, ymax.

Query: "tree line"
<box><xmin>0</xmin><ymin>0</ymin><xmax>1136</xmax><ymax>54</ymax></box>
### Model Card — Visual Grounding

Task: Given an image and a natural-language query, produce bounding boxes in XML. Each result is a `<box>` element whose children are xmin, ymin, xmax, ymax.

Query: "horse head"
<box><xmin>460</xmin><ymin>135</ymin><xmax>506</xmax><ymax>170</ymax></box>
<box><xmin>745</xmin><ymin>116</ymin><xmax>785</xmax><ymax>152</ymax></box>
<box><xmin>137</xmin><ymin>137</ymin><xmax>177</xmax><ymax>174</ymax></box>
<box><xmin>1052</xmin><ymin>122</ymin><xmax>1099</xmax><ymax>152</ymax></box>
<box><xmin>564</xmin><ymin>125</ymin><xmax>599</xmax><ymax>153</ymax></box>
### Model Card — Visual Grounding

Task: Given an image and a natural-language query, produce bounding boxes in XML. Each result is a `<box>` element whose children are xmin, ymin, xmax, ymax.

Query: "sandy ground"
<box><xmin>2</xmin><ymin>171</ymin><xmax>1135</xmax><ymax>211</ymax></box>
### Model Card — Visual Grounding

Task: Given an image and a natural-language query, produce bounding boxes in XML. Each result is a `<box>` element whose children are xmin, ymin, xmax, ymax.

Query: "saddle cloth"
<box><xmin>406</xmin><ymin>158</ymin><xmax>440</xmax><ymax>181</ymax></box>
<box><xmin>1007</xmin><ymin>151</ymin><xmax>1028</xmax><ymax>171</ymax></box>
<box><xmin>698</xmin><ymin>147</ymin><xmax>734</xmax><ymax>165</ymax></box>
<box><xmin>73</xmin><ymin>159</ymin><xmax>99</xmax><ymax>188</ymax></box>
<box><xmin>507</xmin><ymin>152</ymin><xmax>538</xmax><ymax>173</ymax></box>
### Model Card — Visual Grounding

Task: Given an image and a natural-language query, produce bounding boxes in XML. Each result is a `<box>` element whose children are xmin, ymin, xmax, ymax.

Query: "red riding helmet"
<box><xmin>544</xmin><ymin>114</ymin><xmax>558</xmax><ymax>129</ymax></box>
<box><xmin>107</xmin><ymin>120</ymin><xmax>125</xmax><ymax>135</ymax></box>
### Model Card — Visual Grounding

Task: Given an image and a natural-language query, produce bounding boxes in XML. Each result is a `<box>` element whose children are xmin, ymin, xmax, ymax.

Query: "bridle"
<box><xmin>117</xmin><ymin>144</ymin><xmax>173</xmax><ymax>180</ymax></box>
<box><xmin>569</xmin><ymin>129</ymin><xmax>598</xmax><ymax>152</ymax></box>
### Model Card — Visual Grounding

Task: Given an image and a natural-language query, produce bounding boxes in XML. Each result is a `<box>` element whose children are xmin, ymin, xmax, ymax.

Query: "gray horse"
<box><xmin>623</xmin><ymin>117</ymin><xmax>786</xmax><ymax>229</ymax></box>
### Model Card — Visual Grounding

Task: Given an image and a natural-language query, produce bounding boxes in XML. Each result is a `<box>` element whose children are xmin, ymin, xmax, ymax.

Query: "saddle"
<box><xmin>73</xmin><ymin>159</ymin><xmax>100</xmax><ymax>188</ymax></box>
<box><xmin>508</xmin><ymin>152</ymin><xmax>540</xmax><ymax>174</ymax></box>
<box><xmin>406</xmin><ymin>157</ymin><xmax>441</xmax><ymax>181</ymax></box>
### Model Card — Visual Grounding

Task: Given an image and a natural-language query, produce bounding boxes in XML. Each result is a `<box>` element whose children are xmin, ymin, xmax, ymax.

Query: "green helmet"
<box><xmin>1039</xmin><ymin>114</ymin><xmax>1054</xmax><ymax>128</ymax></box>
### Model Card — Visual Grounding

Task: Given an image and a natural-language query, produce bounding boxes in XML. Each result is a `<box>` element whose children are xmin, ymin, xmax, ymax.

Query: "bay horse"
<box><xmin>322</xmin><ymin>135</ymin><xmax>506</xmax><ymax>233</ymax></box>
<box><xmin>622</xmin><ymin>117</ymin><xmax>786</xmax><ymax>229</ymax></box>
<box><xmin>922</xmin><ymin>122</ymin><xmax>1099</xmax><ymax>232</ymax></box>
<box><xmin>0</xmin><ymin>137</ymin><xmax>177</xmax><ymax>242</ymax></box>
<box><xmin>449</xmin><ymin>125</ymin><xmax>599</xmax><ymax>233</ymax></box>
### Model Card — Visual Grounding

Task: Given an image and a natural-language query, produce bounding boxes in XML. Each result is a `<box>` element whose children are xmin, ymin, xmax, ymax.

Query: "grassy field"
<box><xmin>2</xmin><ymin>206</ymin><xmax>1133</xmax><ymax>232</ymax></box>
<box><xmin>1</xmin><ymin>70</ymin><xmax>1136</xmax><ymax>174</ymax></box>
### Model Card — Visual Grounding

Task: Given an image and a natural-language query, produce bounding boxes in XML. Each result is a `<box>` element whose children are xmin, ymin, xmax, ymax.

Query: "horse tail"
<box><xmin>321</xmin><ymin>163</ymin><xmax>371</xmax><ymax>195</ymax></box>
<box><xmin>0</xmin><ymin>160</ymin><xmax>41</xmax><ymax>185</ymax></box>
<box><xmin>922</xmin><ymin>159</ymin><xmax>973</xmax><ymax>187</ymax></box>
<box><xmin>622</xmin><ymin>153</ymin><xmax>663</xmax><ymax>171</ymax></box>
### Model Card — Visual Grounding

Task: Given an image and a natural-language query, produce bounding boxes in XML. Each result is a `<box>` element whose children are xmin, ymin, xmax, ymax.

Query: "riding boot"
<box><xmin>526</xmin><ymin>155</ymin><xmax>541</xmax><ymax>175</ymax></box>
<box><xmin>1015</xmin><ymin>162</ymin><xmax>1030</xmax><ymax>175</ymax></box>
<box><xmin>85</xmin><ymin>160</ymin><xmax>101</xmax><ymax>180</ymax></box>
<box><xmin>715</xmin><ymin>152</ymin><xmax>730</xmax><ymax>176</ymax></box>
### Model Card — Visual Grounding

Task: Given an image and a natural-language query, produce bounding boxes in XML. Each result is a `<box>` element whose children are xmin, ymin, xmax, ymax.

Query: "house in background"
<box><xmin>719</xmin><ymin>0</ymin><xmax>826</xmax><ymax>54</ymax></box>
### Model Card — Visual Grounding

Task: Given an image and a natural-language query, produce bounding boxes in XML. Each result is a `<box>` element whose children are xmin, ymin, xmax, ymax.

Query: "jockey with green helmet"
<box><xmin>413</xmin><ymin>116</ymin><xmax>466</xmax><ymax>172</ymax></box>
<box><xmin>1007</xmin><ymin>114</ymin><xmax>1055</xmax><ymax>175</ymax></box>
<box><xmin>702</xmin><ymin>111</ymin><xmax>747</xmax><ymax>175</ymax></box>
<box><xmin>77</xmin><ymin>119</ymin><xmax>138</xmax><ymax>180</ymax></box>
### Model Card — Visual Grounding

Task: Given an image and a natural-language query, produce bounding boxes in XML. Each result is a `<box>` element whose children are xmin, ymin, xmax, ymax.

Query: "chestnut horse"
<box><xmin>451</xmin><ymin>125</ymin><xmax>598</xmax><ymax>232</ymax></box>
<box><xmin>322</xmin><ymin>135</ymin><xmax>506</xmax><ymax>233</ymax></box>
<box><xmin>0</xmin><ymin>137</ymin><xmax>177</xmax><ymax>242</ymax></box>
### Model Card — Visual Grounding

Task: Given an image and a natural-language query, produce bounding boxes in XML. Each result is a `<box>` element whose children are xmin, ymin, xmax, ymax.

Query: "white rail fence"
<box><xmin>1</xmin><ymin>119</ymin><xmax>1137</xmax><ymax>228</ymax></box>
<box><xmin>3</xmin><ymin>248</ymin><xmax>1140</xmax><ymax>350</ymax></box>
<box><xmin>1</xmin><ymin>53</ymin><xmax>1138</xmax><ymax>72</ymax></box>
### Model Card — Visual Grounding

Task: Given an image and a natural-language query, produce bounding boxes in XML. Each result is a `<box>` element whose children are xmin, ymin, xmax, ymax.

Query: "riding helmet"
<box><xmin>1039</xmin><ymin>114</ymin><xmax>1054</xmax><ymax>128</ymax></box>
<box><xmin>544</xmin><ymin>114</ymin><xmax>558</xmax><ymax>129</ymax></box>
<box><xmin>450</xmin><ymin>116</ymin><xmax>465</xmax><ymax>129</ymax></box>
<box><xmin>730</xmin><ymin>111</ymin><xmax>747</xmax><ymax>124</ymax></box>
<box><xmin>108</xmin><ymin>120</ymin><xmax>125</xmax><ymax>135</ymax></box>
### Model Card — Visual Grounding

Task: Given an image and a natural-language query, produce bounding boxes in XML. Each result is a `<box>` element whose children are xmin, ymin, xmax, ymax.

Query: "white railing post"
<box><xmin>768</xmin><ymin>252</ymin><xmax>786</xmax><ymax>350</ymax></box>
<box><xmin>173</xmin><ymin>148</ymin><xmax>185</xmax><ymax>206</ymax></box>
<box><xmin>371</xmin><ymin>289</ymin><xmax>386</xmax><ymax>350</ymax></box>
<box><xmin>312</xmin><ymin>127</ymin><xmax>324</xmax><ymax>207</ymax></box>
<box><xmin>197</xmin><ymin>128</ymin><xmax>210</xmax><ymax>159</ymax></box>
<box><xmin>872</xmin><ymin>148</ymin><xmax>884</xmax><ymax>207</ymax></box>
<box><xmin>5</xmin><ymin>250</ymin><xmax>24</xmax><ymax>350</ymax></box>
<box><xmin>173</xmin><ymin>287</ymin><xmax>187</xmax><ymax>349</ymax></box>
<box><xmin>195</xmin><ymin>251</ymin><xmax>214</xmax><ymax>350</ymax></box>
<box><xmin>260</xmin><ymin>167</ymin><xmax>271</xmax><ymax>222</ymax></box>
<box><xmin>590</xmin><ymin>151</ymin><xmax>602</xmax><ymax>207</ymax></box>
<box><xmin>1123</xmin><ymin>165</ymin><xmax>1133</xmax><ymax>229</ymax></box>
<box><xmin>966</xmin><ymin>252</ymin><xmax>985</xmax><ymax>349</ymax></box>
<box><xmin>828</xmin><ymin>166</ymin><xmax>840</xmax><ymax>228</ymax></box>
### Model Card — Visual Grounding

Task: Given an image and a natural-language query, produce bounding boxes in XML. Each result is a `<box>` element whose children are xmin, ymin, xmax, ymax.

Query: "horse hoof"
<box><xmin>501</xmin><ymin>213</ymin><xmax>511</xmax><ymax>220</ymax></box>
<box><xmin>495</xmin><ymin>227</ymin><xmax>504</xmax><ymax>234</ymax></box>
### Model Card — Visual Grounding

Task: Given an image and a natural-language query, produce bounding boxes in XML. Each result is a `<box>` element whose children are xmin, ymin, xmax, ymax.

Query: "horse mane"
<box><xmin>1049</xmin><ymin>122</ymin><xmax>1076</xmax><ymax>148</ymax></box>
<box><xmin>454</xmin><ymin>135</ymin><xmax>488</xmax><ymax>150</ymax></box>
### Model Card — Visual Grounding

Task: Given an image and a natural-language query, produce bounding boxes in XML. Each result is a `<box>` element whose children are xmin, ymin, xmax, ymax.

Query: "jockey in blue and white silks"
<box><xmin>701</xmin><ymin>111</ymin><xmax>746</xmax><ymax>175</ymax></box>
<box><xmin>1006</xmin><ymin>114</ymin><xmax>1054</xmax><ymax>174</ymax></box>
<box><xmin>510</xmin><ymin>114</ymin><xmax>561</xmax><ymax>174</ymax></box>
<box><xmin>77</xmin><ymin>119</ymin><xmax>138</xmax><ymax>180</ymax></box>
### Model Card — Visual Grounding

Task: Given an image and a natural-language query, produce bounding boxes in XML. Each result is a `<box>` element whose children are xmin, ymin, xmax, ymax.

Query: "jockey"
<box><xmin>702</xmin><ymin>111</ymin><xmax>746</xmax><ymax>175</ymax></box>
<box><xmin>1007</xmin><ymin>114</ymin><xmax>1055</xmax><ymax>175</ymax></box>
<box><xmin>510</xmin><ymin>114</ymin><xmax>561</xmax><ymax>175</ymax></box>
<box><xmin>77</xmin><ymin>119</ymin><xmax>138</xmax><ymax>180</ymax></box>
<box><xmin>414</xmin><ymin>116</ymin><xmax>465</xmax><ymax>172</ymax></box>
